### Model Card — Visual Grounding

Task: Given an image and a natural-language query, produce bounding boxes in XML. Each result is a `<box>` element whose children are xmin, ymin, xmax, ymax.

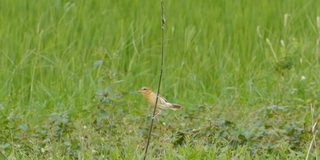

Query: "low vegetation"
<box><xmin>0</xmin><ymin>0</ymin><xmax>319</xmax><ymax>159</ymax></box>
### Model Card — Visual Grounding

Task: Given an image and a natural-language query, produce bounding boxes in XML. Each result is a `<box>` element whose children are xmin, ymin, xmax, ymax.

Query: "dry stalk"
<box><xmin>306</xmin><ymin>104</ymin><xmax>319</xmax><ymax>160</ymax></box>
<box><xmin>143</xmin><ymin>0</ymin><xmax>165</xmax><ymax>159</ymax></box>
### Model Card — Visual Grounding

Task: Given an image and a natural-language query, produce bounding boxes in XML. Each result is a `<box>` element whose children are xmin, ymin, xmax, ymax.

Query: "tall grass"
<box><xmin>1</xmin><ymin>0</ymin><xmax>320</xmax><ymax>159</ymax></box>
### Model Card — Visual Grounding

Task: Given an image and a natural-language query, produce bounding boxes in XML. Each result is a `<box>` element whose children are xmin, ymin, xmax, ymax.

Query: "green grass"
<box><xmin>1</xmin><ymin>0</ymin><xmax>320</xmax><ymax>159</ymax></box>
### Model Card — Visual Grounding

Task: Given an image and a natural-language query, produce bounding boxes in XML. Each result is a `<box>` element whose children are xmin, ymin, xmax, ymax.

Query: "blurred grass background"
<box><xmin>1</xmin><ymin>0</ymin><xmax>320</xmax><ymax>159</ymax></box>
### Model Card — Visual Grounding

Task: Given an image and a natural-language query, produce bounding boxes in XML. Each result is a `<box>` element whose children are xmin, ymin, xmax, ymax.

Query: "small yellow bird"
<box><xmin>139</xmin><ymin>87</ymin><xmax>181</xmax><ymax>118</ymax></box>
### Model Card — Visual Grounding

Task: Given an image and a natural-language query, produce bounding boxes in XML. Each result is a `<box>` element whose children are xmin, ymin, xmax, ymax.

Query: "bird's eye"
<box><xmin>143</xmin><ymin>88</ymin><xmax>147</xmax><ymax>90</ymax></box>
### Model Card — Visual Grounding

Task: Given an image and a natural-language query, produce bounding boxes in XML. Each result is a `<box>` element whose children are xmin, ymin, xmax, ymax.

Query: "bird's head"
<box><xmin>138</xmin><ymin>87</ymin><xmax>152</xmax><ymax>96</ymax></box>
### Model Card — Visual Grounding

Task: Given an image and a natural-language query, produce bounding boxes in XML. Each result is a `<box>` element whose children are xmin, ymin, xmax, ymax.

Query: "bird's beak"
<box><xmin>138</xmin><ymin>89</ymin><xmax>143</xmax><ymax>93</ymax></box>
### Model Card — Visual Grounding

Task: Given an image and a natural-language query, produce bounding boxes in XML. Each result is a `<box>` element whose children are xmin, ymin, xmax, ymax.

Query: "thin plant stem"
<box><xmin>306</xmin><ymin>104</ymin><xmax>319</xmax><ymax>160</ymax></box>
<box><xmin>143</xmin><ymin>0</ymin><xmax>165</xmax><ymax>160</ymax></box>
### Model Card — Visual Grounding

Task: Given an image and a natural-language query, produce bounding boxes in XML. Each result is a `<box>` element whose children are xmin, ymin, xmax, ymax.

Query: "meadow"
<box><xmin>1</xmin><ymin>0</ymin><xmax>320</xmax><ymax>159</ymax></box>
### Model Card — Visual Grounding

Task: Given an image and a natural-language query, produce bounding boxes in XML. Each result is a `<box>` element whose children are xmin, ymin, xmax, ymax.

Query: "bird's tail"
<box><xmin>170</xmin><ymin>104</ymin><xmax>182</xmax><ymax>110</ymax></box>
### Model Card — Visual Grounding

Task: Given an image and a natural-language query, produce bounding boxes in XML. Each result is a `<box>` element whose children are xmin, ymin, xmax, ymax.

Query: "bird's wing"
<box><xmin>158</xmin><ymin>95</ymin><xmax>175</xmax><ymax>109</ymax></box>
<box><xmin>158</xmin><ymin>95</ymin><xmax>168</xmax><ymax>103</ymax></box>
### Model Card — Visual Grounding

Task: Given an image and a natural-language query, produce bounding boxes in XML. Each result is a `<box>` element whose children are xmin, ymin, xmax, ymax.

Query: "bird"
<box><xmin>138</xmin><ymin>87</ymin><xmax>181</xmax><ymax>119</ymax></box>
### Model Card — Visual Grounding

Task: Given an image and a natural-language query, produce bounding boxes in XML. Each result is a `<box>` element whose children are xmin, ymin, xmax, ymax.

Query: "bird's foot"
<box><xmin>152</xmin><ymin>110</ymin><xmax>161</xmax><ymax>120</ymax></box>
